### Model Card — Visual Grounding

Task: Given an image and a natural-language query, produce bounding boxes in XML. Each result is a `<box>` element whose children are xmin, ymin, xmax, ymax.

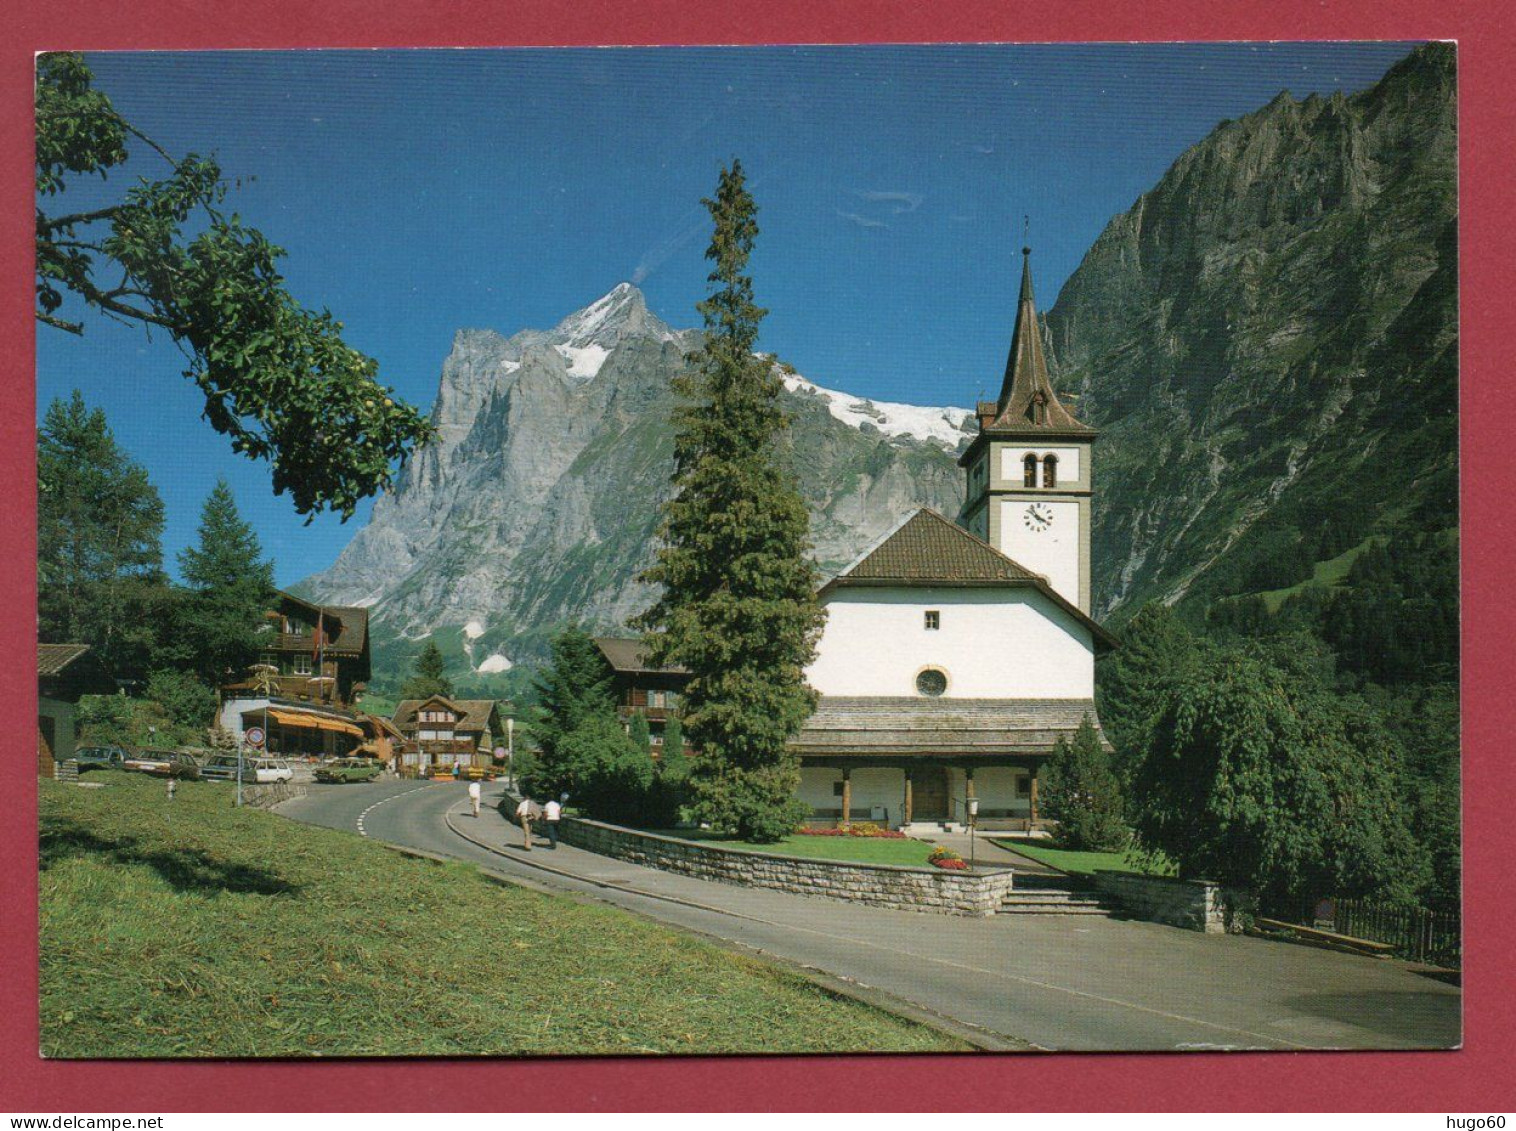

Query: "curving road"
<box><xmin>279</xmin><ymin>779</ymin><xmax>1461</xmax><ymax>1053</ymax></box>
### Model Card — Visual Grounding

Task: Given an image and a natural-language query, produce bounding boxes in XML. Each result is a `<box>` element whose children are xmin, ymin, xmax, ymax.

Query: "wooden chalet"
<box><xmin>592</xmin><ymin>637</ymin><xmax>689</xmax><ymax>752</ymax></box>
<box><xmin>216</xmin><ymin>591</ymin><xmax>372</xmax><ymax>756</ymax></box>
<box><xmin>391</xmin><ymin>695</ymin><xmax>507</xmax><ymax>776</ymax></box>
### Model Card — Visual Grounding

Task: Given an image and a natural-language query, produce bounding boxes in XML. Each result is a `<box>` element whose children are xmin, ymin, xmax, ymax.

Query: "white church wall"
<box><xmin>997</xmin><ymin>497</ymin><xmax>1080</xmax><ymax>603</ymax></box>
<box><xmin>807</xmin><ymin>586</ymin><xmax>1095</xmax><ymax>699</ymax></box>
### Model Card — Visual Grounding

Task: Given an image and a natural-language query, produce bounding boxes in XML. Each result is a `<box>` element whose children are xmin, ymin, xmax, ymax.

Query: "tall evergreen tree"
<box><xmin>523</xmin><ymin>627</ymin><xmax>615</xmax><ymax>791</ymax></box>
<box><xmin>178</xmin><ymin>478</ymin><xmax>275</xmax><ymax>685</ymax></box>
<box><xmin>402</xmin><ymin>641</ymin><xmax>454</xmax><ymax>700</ymax></box>
<box><xmin>637</xmin><ymin>161</ymin><xmax>826</xmax><ymax>842</ymax></box>
<box><xmin>627</xmin><ymin>711</ymin><xmax>652</xmax><ymax>755</ymax></box>
<box><xmin>1039</xmin><ymin>715</ymin><xmax>1130</xmax><ymax>851</ymax></box>
<box><xmin>37</xmin><ymin>391</ymin><xmax>172</xmax><ymax>682</ymax></box>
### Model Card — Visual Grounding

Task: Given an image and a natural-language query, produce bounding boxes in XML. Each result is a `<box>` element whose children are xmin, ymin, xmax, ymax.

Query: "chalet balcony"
<box><xmin>223</xmin><ymin>673</ymin><xmax>346</xmax><ymax>706</ymax></box>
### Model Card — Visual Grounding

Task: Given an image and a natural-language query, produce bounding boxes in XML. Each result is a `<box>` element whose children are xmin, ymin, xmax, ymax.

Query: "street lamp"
<box><xmin>967</xmin><ymin>796</ymin><xmax>980</xmax><ymax>870</ymax></box>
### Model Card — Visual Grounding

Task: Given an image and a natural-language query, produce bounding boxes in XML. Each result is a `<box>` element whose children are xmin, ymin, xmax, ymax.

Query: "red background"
<box><xmin>4</xmin><ymin>0</ymin><xmax>1511</xmax><ymax>1113</ymax></box>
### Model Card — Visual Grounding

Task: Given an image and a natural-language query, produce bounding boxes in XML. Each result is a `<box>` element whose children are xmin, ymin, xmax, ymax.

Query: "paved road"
<box><xmin>280</xmin><ymin>779</ymin><xmax>1461</xmax><ymax>1053</ymax></box>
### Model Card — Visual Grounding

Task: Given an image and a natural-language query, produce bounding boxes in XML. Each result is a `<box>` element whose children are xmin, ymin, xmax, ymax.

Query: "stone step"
<box><xmin>996</xmin><ymin>901</ymin><xmax>1114</xmax><ymax>915</ymax></box>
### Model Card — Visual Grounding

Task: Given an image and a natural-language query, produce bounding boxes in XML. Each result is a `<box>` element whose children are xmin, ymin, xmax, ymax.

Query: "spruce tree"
<box><xmin>525</xmin><ymin>627</ymin><xmax>615</xmax><ymax>795</ymax></box>
<box><xmin>628</xmin><ymin>711</ymin><xmax>652</xmax><ymax>755</ymax></box>
<box><xmin>637</xmin><ymin>160</ymin><xmax>825</xmax><ymax>842</ymax></box>
<box><xmin>1039</xmin><ymin>715</ymin><xmax>1130</xmax><ymax>851</ymax></box>
<box><xmin>402</xmin><ymin>641</ymin><xmax>453</xmax><ymax>700</ymax></box>
<box><xmin>178</xmin><ymin>478</ymin><xmax>275</xmax><ymax>685</ymax></box>
<box><xmin>37</xmin><ymin>391</ymin><xmax>172</xmax><ymax>682</ymax></box>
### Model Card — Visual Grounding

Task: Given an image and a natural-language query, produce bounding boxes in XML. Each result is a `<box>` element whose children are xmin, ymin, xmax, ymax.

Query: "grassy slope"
<box><xmin>40</xmin><ymin>775</ymin><xmax>965</xmax><ymax>1057</ymax></box>
<box><xmin>651</xmin><ymin>829</ymin><xmax>937</xmax><ymax>867</ymax></box>
<box><xmin>989</xmin><ymin>839</ymin><xmax>1175</xmax><ymax>878</ymax></box>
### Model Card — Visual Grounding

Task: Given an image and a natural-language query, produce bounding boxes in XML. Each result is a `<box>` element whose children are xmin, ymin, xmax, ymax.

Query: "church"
<box><xmin>791</xmin><ymin>248</ymin><xmax>1116</xmax><ymax>834</ymax></box>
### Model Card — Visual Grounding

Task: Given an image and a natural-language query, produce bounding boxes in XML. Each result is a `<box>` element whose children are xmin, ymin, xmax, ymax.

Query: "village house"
<box><xmin>391</xmin><ymin>695</ymin><xmax>508</xmax><ymax>776</ymax></box>
<box><xmin>216</xmin><ymin>591</ymin><xmax>373</xmax><ymax>757</ymax></box>
<box><xmin>37</xmin><ymin>643</ymin><xmax>114</xmax><ymax>778</ymax></box>
<box><xmin>593</xmin><ymin>636</ymin><xmax>688</xmax><ymax>752</ymax></box>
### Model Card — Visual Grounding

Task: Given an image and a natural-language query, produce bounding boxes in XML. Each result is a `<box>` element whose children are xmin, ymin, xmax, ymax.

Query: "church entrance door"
<box><xmin>912</xmin><ymin>765</ymin><xmax>949</xmax><ymax>820</ymax></box>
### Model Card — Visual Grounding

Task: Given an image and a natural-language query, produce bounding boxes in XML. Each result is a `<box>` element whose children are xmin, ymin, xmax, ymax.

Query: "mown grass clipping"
<box><xmin>40</xmin><ymin>774</ymin><xmax>967</xmax><ymax>1057</ymax></box>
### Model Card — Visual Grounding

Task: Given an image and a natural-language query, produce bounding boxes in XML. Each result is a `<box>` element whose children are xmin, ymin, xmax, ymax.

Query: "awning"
<box><xmin>259</xmin><ymin>707</ymin><xmax>365</xmax><ymax>737</ymax></box>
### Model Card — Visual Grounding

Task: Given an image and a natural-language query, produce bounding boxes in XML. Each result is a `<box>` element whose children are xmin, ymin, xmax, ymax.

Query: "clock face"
<box><xmin>1023</xmin><ymin>502</ymin><xmax>1055</xmax><ymax>533</ymax></box>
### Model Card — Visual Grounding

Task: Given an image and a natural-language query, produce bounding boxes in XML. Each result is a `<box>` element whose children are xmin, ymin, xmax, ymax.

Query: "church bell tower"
<box><xmin>958</xmin><ymin>247</ymin><xmax>1096</xmax><ymax>613</ymax></box>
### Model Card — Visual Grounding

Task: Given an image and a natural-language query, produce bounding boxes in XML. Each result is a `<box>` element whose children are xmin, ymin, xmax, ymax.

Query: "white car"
<box><xmin>200</xmin><ymin>755</ymin><xmax>294</xmax><ymax>784</ymax></box>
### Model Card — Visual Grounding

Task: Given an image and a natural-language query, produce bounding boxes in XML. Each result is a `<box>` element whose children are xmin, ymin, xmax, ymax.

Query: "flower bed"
<box><xmin>796</xmin><ymin>821</ymin><xmax>907</xmax><ymax>840</ymax></box>
<box><xmin>928</xmin><ymin>846</ymin><xmax>967</xmax><ymax>870</ymax></box>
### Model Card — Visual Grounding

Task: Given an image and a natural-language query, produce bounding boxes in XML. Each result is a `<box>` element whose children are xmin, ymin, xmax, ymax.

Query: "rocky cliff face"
<box><xmin>1047</xmin><ymin>44</ymin><xmax>1457</xmax><ymax>620</ymax></box>
<box><xmin>300</xmin><ymin>283</ymin><xmax>971</xmax><ymax>679</ymax></box>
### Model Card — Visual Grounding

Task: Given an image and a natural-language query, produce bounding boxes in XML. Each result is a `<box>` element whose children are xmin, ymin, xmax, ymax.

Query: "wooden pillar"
<box><xmin>903</xmin><ymin>771</ymin><xmax>914</xmax><ymax>826</ymax></box>
<box><xmin>839</xmin><ymin>768</ymin><xmax>852</xmax><ymax>827</ymax></box>
<box><xmin>1029</xmin><ymin>766</ymin><xmax>1040</xmax><ymax>825</ymax></box>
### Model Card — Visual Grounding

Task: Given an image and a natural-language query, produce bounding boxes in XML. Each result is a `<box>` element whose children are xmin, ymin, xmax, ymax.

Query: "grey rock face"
<box><xmin>301</xmin><ymin>282</ymin><xmax>971</xmax><ymax>675</ymax></box>
<box><xmin>1047</xmin><ymin>44</ymin><xmax>1457</xmax><ymax>620</ymax></box>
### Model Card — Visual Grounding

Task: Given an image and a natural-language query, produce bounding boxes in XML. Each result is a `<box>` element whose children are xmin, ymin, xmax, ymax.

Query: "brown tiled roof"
<box><xmin>392</xmin><ymin>697</ymin><xmax>502</xmax><ymax>734</ymax></box>
<box><xmin>835</xmin><ymin>508</ymin><xmax>1042</xmax><ymax>585</ymax></box>
<box><xmin>823</xmin><ymin>508</ymin><xmax>1117</xmax><ymax>649</ymax></box>
<box><xmin>38</xmin><ymin>643</ymin><xmax>90</xmax><ymax>678</ymax></box>
<box><xmin>593</xmin><ymin>637</ymin><xmax>690</xmax><ymax>675</ymax></box>
<box><xmin>790</xmin><ymin>696</ymin><xmax>1110</xmax><ymax>757</ymax></box>
<box><xmin>279</xmin><ymin>592</ymin><xmax>368</xmax><ymax>655</ymax></box>
<box><xmin>984</xmin><ymin>250</ymin><xmax>1094</xmax><ymax>438</ymax></box>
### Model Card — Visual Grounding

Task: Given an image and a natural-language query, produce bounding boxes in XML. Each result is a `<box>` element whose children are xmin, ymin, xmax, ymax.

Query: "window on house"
<box><xmin>1015</xmin><ymin>775</ymin><xmax>1032</xmax><ymax>799</ymax></box>
<box><xmin>1023</xmin><ymin>453</ymin><xmax>1038</xmax><ymax>487</ymax></box>
<box><xmin>648</xmin><ymin>689</ymin><xmax>667</xmax><ymax>708</ymax></box>
<box><xmin>832</xmin><ymin>781</ymin><xmax>845</xmax><ymax>797</ymax></box>
<box><xmin>1043</xmin><ymin>454</ymin><xmax>1058</xmax><ymax>488</ymax></box>
<box><xmin>924</xmin><ymin>610</ymin><xmax>940</xmax><ymax>630</ymax></box>
<box><xmin>293</xmin><ymin>655</ymin><xmax>313</xmax><ymax>676</ymax></box>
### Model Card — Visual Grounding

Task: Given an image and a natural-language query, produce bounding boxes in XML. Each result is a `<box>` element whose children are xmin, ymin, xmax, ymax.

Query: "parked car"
<box><xmin>123</xmin><ymin>748</ymin><xmax>202</xmax><ymax>779</ymax></box>
<box><xmin>73</xmin><ymin>745</ymin><xmax>131</xmax><ymax>773</ymax></box>
<box><xmin>314</xmin><ymin>757</ymin><xmax>383</xmax><ymax>784</ymax></box>
<box><xmin>199</xmin><ymin>755</ymin><xmax>294</xmax><ymax>784</ymax></box>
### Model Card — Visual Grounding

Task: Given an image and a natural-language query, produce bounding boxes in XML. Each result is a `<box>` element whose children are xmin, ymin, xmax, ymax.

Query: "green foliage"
<box><xmin>34</xmin><ymin>53</ymin><xmax>433</xmax><ymax>519</ymax></box>
<box><xmin>401</xmin><ymin>641</ymin><xmax>453</xmax><ymax>700</ymax></box>
<box><xmin>555</xmin><ymin>714</ymin><xmax>656</xmax><ymax>826</ymax></box>
<box><xmin>1094</xmin><ymin>604</ymin><xmax>1200</xmax><ymax>795</ymax></box>
<box><xmin>636</xmin><ymin>160</ymin><xmax>823</xmax><ymax>842</ymax></box>
<box><xmin>1039</xmin><ymin>716</ymin><xmax>1130</xmax><ymax>851</ymax></box>
<box><xmin>662</xmin><ymin>714</ymin><xmax>685</xmax><ymax>764</ymax></box>
<box><xmin>37</xmin><ymin>391</ymin><xmax>174</xmax><ymax>684</ymax></box>
<box><xmin>143</xmin><ymin>669</ymin><xmax>219</xmax><ymax>733</ymax></box>
<box><xmin>1131</xmin><ymin>641</ymin><xmax>1431</xmax><ymax>913</ymax></box>
<box><xmin>525</xmin><ymin>627</ymin><xmax>614</xmax><ymax>788</ymax></box>
<box><xmin>627</xmin><ymin>711</ymin><xmax>651</xmax><ymax>755</ymax></box>
<box><xmin>178</xmin><ymin>479</ymin><xmax>275</xmax><ymax>686</ymax></box>
<box><xmin>77</xmin><ymin>691</ymin><xmax>200</xmax><ymax>748</ymax></box>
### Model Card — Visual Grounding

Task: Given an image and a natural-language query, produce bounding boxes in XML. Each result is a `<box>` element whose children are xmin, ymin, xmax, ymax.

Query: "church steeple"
<box><xmin>986</xmin><ymin>247</ymin><xmax>1092</xmax><ymax>436</ymax></box>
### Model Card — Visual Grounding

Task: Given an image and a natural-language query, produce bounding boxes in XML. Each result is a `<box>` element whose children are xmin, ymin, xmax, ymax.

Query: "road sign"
<box><xmin>493</xmin><ymin>746</ymin><xmax>508</xmax><ymax>760</ymax></box>
<box><xmin>245</xmin><ymin>726</ymin><xmax>266</xmax><ymax>748</ymax></box>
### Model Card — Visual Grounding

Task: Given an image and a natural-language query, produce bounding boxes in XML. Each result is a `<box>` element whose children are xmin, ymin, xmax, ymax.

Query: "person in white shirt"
<box><xmin>515</xmin><ymin>797</ymin><xmax>540</xmax><ymax>850</ymax></box>
<box><xmin>543</xmin><ymin>798</ymin><xmax>562</xmax><ymax>849</ymax></box>
<box><xmin>468</xmin><ymin>779</ymin><xmax>482</xmax><ymax>818</ymax></box>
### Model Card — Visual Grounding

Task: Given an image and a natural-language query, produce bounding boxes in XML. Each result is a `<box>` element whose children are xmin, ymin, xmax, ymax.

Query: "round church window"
<box><xmin>915</xmin><ymin>668</ymin><xmax>948</xmax><ymax>697</ymax></box>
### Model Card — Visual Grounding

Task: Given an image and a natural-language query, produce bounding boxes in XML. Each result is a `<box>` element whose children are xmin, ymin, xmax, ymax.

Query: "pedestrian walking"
<box><xmin>515</xmin><ymin>796</ymin><xmax>541</xmax><ymax>850</ymax></box>
<box><xmin>544</xmin><ymin>796</ymin><xmax>562</xmax><ymax>849</ymax></box>
<box><xmin>468</xmin><ymin>779</ymin><xmax>482</xmax><ymax>818</ymax></box>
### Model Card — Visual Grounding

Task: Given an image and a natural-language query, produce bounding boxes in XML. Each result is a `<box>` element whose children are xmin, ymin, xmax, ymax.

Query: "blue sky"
<box><xmin>37</xmin><ymin>42</ymin><xmax>1420</xmax><ymax>586</ymax></box>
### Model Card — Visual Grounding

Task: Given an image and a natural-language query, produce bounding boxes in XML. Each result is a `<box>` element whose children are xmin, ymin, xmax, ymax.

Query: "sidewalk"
<box><xmin>927</xmin><ymin>830</ymin><xmax>1063</xmax><ymax>876</ymax></box>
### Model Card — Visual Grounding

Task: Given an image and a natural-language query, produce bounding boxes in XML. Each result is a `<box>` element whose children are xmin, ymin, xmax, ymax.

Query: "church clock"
<box><xmin>1023</xmin><ymin>502</ymin><xmax>1054</xmax><ymax>532</ymax></box>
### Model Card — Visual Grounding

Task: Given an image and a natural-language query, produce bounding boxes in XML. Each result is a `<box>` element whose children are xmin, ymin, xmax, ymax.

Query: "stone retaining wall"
<box><xmin>242</xmin><ymin>782</ymin><xmax>307</xmax><ymax>810</ymax></box>
<box><xmin>556</xmin><ymin>814</ymin><xmax>1016</xmax><ymax>916</ymax></box>
<box><xmin>1092</xmin><ymin>870</ymin><xmax>1247</xmax><ymax>934</ymax></box>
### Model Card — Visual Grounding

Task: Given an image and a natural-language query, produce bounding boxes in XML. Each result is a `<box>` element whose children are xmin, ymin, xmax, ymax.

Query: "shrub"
<box><xmin>1040</xmin><ymin>715</ymin><xmax>1130</xmax><ymax>852</ymax></box>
